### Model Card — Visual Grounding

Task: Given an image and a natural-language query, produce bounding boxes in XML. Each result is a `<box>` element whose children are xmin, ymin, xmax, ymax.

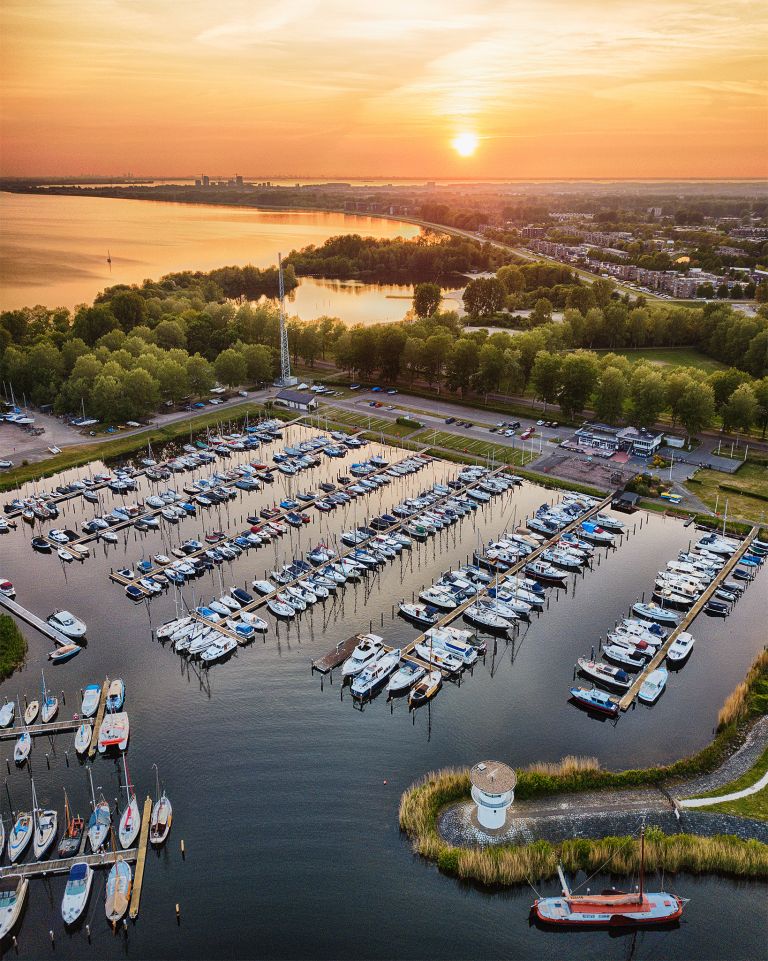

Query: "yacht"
<box><xmin>387</xmin><ymin>661</ymin><xmax>426</xmax><ymax>696</ymax></box>
<box><xmin>0</xmin><ymin>877</ymin><xmax>28</xmax><ymax>940</ymax></box>
<box><xmin>667</xmin><ymin>632</ymin><xmax>695</xmax><ymax>665</ymax></box>
<box><xmin>61</xmin><ymin>863</ymin><xmax>93</xmax><ymax>926</ymax></box>
<box><xmin>341</xmin><ymin>634</ymin><xmax>384</xmax><ymax>678</ymax></box>
<box><xmin>47</xmin><ymin>610</ymin><xmax>86</xmax><ymax>638</ymax></box>
<box><xmin>639</xmin><ymin>668</ymin><xmax>668</xmax><ymax>704</ymax></box>
<box><xmin>351</xmin><ymin>649</ymin><xmax>402</xmax><ymax>699</ymax></box>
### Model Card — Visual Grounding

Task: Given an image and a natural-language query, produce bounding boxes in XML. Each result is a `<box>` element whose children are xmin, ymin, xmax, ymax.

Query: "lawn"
<box><xmin>314</xmin><ymin>405</ymin><xmax>416</xmax><ymax>437</ymax></box>
<box><xmin>687</xmin><ymin>462</ymin><xmax>768</xmax><ymax>524</ymax></box>
<box><xmin>595</xmin><ymin>347</ymin><xmax>725</xmax><ymax>372</ymax></box>
<box><xmin>688</xmin><ymin>748</ymin><xmax>768</xmax><ymax>822</ymax></box>
<box><xmin>412</xmin><ymin>429</ymin><xmax>528</xmax><ymax>465</ymax></box>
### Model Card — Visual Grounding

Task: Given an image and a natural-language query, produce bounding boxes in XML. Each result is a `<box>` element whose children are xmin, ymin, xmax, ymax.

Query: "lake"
<box><xmin>0</xmin><ymin>192</ymin><xmax>449</xmax><ymax>323</ymax></box>
<box><xmin>0</xmin><ymin>425</ymin><xmax>764</xmax><ymax>958</ymax></box>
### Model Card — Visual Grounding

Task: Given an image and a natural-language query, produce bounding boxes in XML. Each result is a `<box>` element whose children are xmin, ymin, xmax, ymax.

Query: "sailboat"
<box><xmin>532</xmin><ymin>826</ymin><xmax>687</xmax><ymax>926</ymax></box>
<box><xmin>13</xmin><ymin>700</ymin><xmax>31</xmax><ymax>765</ymax></box>
<box><xmin>149</xmin><ymin>764</ymin><xmax>173</xmax><ymax>846</ymax></box>
<box><xmin>105</xmin><ymin>855</ymin><xmax>132</xmax><ymax>924</ymax></box>
<box><xmin>74</xmin><ymin>720</ymin><xmax>92</xmax><ymax>755</ymax></box>
<box><xmin>118</xmin><ymin>755</ymin><xmax>141</xmax><ymax>849</ymax></box>
<box><xmin>58</xmin><ymin>789</ymin><xmax>85</xmax><ymax>857</ymax></box>
<box><xmin>7</xmin><ymin>811</ymin><xmax>33</xmax><ymax>863</ymax></box>
<box><xmin>23</xmin><ymin>696</ymin><xmax>39</xmax><ymax>726</ymax></box>
<box><xmin>40</xmin><ymin>670</ymin><xmax>58</xmax><ymax>724</ymax></box>
<box><xmin>408</xmin><ymin>631</ymin><xmax>442</xmax><ymax>708</ymax></box>
<box><xmin>31</xmin><ymin>779</ymin><xmax>57</xmax><ymax>860</ymax></box>
<box><xmin>86</xmin><ymin>768</ymin><xmax>111</xmax><ymax>853</ymax></box>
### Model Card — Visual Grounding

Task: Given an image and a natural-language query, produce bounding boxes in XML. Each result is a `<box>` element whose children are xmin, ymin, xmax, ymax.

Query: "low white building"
<box><xmin>470</xmin><ymin>760</ymin><xmax>517</xmax><ymax>830</ymax></box>
<box><xmin>273</xmin><ymin>389</ymin><xmax>318</xmax><ymax>413</ymax></box>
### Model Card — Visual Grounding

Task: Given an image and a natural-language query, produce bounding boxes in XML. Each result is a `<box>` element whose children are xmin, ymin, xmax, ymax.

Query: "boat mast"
<box><xmin>639</xmin><ymin>824</ymin><xmax>645</xmax><ymax>901</ymax></box>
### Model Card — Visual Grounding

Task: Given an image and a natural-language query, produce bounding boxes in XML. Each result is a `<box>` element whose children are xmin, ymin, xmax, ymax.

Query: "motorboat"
<box><xmin>341</xmin><ymin>634</ymin><xmax>384</xmax><ymax>678</ymax></box>
<box><xmin>408</xmin><ymin>669</ymin><xmax>442</xmax><ymax>708</ymax></box>
<box><xmin>602</xmin><ymin>645</ymin><xmax>646</xmax><ymax>670</ymax></box>
<box><xmin>418</xmin><ymin>586</ymin><xmax>458</xmax><ymax>610</ymax></box>
<box><xmin>47</xmin><ymin>610</ymin><xmax>87</xmax><ymax>638</ymax></box>
<box><xmin>414</xmin><ymin>642</ymin><xmax>463</xmax><ymax>674</ymax></box>
<box><xmin>398</xmin><ymin>602</ymin><xmax>439</xmax><ymax>627</ymax></box>
<box><xmin>426</xmin><ymin>628</ymin><xmax>479</xmax><ymax>666</ymax></box>
<box><xmin>463</xmin><ymin>604</ymin><xmax>513</xmax><ymax>633</ymax></box>
<box><xmin>667</xmin><ymin>632</ymin><xmax>695</xmax><ymax>665</ymax></box>
<box><xmin>632</xmin><ymin>602</ymin><xmax>680</xmax><ymax>626</ymax></box>
<box><xmin>98</xmin><ymin>712</ymin><xmax>130</xmax><ymax>752</ymax></box>
<box><xmin>639</xmin><ymin>668</ymin><xmax>668</xmax><ymax>704</ymax></box>
<box><xmin>0</xmin><ymin>579</ymin><xmax>15</xmax><ymax>598</ymax></box>
<box><xmin>81</xmin><ymin>683</ymin><xmax>101</xmax><ymax>717</ymax></box>
<box><xmin>74</xmin><ymin>722</ymin><xmax>92</xmax><ymax>755</ymax></box>
<box><xmin>61</xmin><ymin>863</ymin><xmax>93</xmax><ymax>926</ymax></box>
<box><xmin>239</xmin><ymin>612</ymin><xmax>269</xmax><ymax>632</ymax></box>
<box><xmin>524</xmin><ymin>560</ymin><xmax>568</xmax><ymax>584</ymax></box>
<box><xmin>106</xmin><ymin>678</ymin><xmax>125</xmax><ymax>711</ymax></box>
<box><xmin>0</xmin><ymin>700</ymin><xmax>14</xmax><ymax>728</ymax></box>
<box><xmin>201</xmin><ymin>637</ymin><xmax>238</xmax><ymax>663</ymax></box>
<box><xmin>569</xmin><ymin>686</ymin><xmax>620</xmax><ymax>717</ymax></box>
<box><xmin>49</xmin><ymin>643</ymin><xmax>82</xmax><ymax>664</ymax></box>
<box><xmin>0</xmin><ymin>877</ymin><xmax>28</xmax><ymax>940</ymax></box>
<box><xmin>14</xmin><ymin>731</ymin><xmax>31</xmax><ymax>765</ymax></box>
<box><xmin>387</xmin><ymin>661</ymin><xmax>426</xmax><ymax>696</ymax></box>
<box><xmin>351</xmin><ymin>648</ymin><xmax>402</xmax><ymax>699</ymax></box>
<box><xmin>532</xmin><ymin>828</ymin><xmax>686</xmax><ymax>926</ymax></box>
<box><xmin>252</xmin><ymin>579</ymin><xmax>274</xmax><ymax>596</ymax></box>
<box><xmin>579</xmin><ymin>521</ymin><xmax>615</xmax><ymax>545</ymax></box>
<box><xmin>105</xmin><ymin>858</ymin><xmax>132</xmax><ymax>923</ymax></box>
<box><xmin>576</xmin><ymin>658</ymin><xmax>631</xmax><ymax>690</ymax></box>
<box><xmin>8</xmin><ymin>813</ymin><xmax>33</xmax><ymax>862</ymax></box>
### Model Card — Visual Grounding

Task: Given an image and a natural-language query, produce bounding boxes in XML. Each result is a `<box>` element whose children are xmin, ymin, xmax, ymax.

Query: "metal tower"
<box><xmin>274</xmin><ymin>252</ymin><xmax>297</xmax><ymax>387</ymax></box>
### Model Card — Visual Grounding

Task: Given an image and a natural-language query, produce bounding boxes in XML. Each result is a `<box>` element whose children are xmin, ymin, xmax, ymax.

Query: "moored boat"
<box><xmin>639</xmin><ymin>668</ymin><xmax>668</xmax><ymax>704</ymax></box>
<box><xmin>105</xmin><ymin>858</ymin><xmax>132</xmax><ymax>924</ymax></box>
<box><xmin>61</xmin><ymin>862</ymin><xmax>93</xmax><ymax>926</ymax></box>
<box><xmin>576</xmin><ymin>658</ymin><xmax>631</xmax><ymax>691</ymax></box>
<box><xmin>569</xmin><ymin>686</ymin><xmax>620</xmax><ymax>717</ymax></box>
<box><xmin>81</xmin><ymin>683</ymin><xmax>101</xmax><ymax>717</ymax></box>
<box><xmin>0</xmin><ymin>877</ymin><xmax>28</xmax><ymax>940</ymax></box>
<box><xmin>408</xmin><ymin>669</ymin><xmax>442</xmax><ymax>708</ymax></box>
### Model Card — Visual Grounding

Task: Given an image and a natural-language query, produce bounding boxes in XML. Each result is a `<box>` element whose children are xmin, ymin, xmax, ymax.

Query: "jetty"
<box><xmin>0</xmin><ymin>847</ymin><xmax>137</xmax><ymax>880</ymax></box>
<box><xmin>88</xmin><ymin>679</ymin><xmax>110</xmax><ymax>758</ymax></box>
<box><xmin>312</xmin><ymin>633</ymin><xmax>372</xmax><ymax>675</ymax></box>
<box><xmin>129</xmin><ymin>796</ymin><xmax>153</xmax><ymax>919</ymax></box>
<box><xmin>618</xmin><ymin>525</ymin><xmax>760</xmax><ymax>710</ymax></box>
<box><xmin>0</xmin><ymin>594</ymin><xmax>71</xmax><ymax>647</ymax></box>
<box><xmin>0</xmin><ymin>717</ymin><xmax>92</xmax><ymax>742</ymax></box>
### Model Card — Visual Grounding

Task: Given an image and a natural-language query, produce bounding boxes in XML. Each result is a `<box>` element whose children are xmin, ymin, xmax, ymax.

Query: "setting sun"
<box><xmin>451</xmin><ymin>132</ymin><xmax>478</xmax><ymax>157</ymax></box>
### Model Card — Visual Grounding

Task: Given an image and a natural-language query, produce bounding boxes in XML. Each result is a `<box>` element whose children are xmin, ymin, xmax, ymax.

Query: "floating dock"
<box><xmin>312</xmin><ymin>633</ymin><xmax>373</xmax><ymax>674</ymax></box>
<box><xmin>0</xmin><ymin>594</ymin><xmax>71</xmax><ymax>647</ymax></box>
<box><xmin>618</xmin><ymin>525</ymin><xmax>760</xmax><ymax>710</ymax></box>
<box><xmin>0</xmin><ymin>847</ymin><xmax>137</xmax><ymax>880</ymax></box>
<box><xmin>88</xmin><ymin>678</ymin><xmax>110</xmax><ymax>758</ymax></box>
<box><xmin>0</xmin><ymin>717</ymin><xmax>93</xmax><ymax>742</ymax></box>
<box><xmin>129</xmin><ymin>795</ymin><xmax>153</xmax><ymax>919</ymax></box>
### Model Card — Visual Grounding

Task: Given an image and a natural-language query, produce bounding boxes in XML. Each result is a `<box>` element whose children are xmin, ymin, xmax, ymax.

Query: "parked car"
<box><xmin>371</xmin><ymin>386</ymin><xmax>383</xmax><ymax>392</ymax></box>
<box><xmin>386</xmin><ymin>389</ymin><xmax>398</xmax><ymax>395</ymax></box>
<box><xmin>445</xmin><ymin>417</ymin><xmax>456</xmax><ymax>424</ymax></box>
<box><xmin>350</xmin><ymin>383</ymin><xmax>361</xmax><ymax>390</ymax></box>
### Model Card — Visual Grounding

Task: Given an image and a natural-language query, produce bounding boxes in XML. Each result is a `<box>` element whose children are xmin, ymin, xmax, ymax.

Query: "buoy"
<box><xmin>180</xmin><ymin>839</ymin><xmax>185</xmax><ymax>857</ymax></box>
<box><xmin>383</xmin><ymin>780</ymin><xmax>387</xmax><ymax>785</ymax></box>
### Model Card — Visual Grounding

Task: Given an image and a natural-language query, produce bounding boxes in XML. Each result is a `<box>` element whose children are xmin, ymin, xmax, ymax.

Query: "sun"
<box><xmin>452</xmin><ymin>132</ymin><xmax>478</xmax><ymax>157</ymax></box>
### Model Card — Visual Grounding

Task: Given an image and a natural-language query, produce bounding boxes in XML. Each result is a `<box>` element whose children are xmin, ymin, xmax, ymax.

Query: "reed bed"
<box><xmin>523</xmin><ymin>755</ymin><xmax>600</xmax><ymax>777</ymax></box>
<box><xmin>0</xmin><ymin>615</ymin><xmax>27</xmax><ymax>681</ymax></box>
<box><xmin>717</xmin><ymin>648</ymin><xmax>768</xmax><ymax>731</ymax></box>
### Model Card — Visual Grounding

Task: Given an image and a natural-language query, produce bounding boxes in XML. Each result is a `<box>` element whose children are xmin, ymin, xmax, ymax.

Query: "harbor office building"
<box><xmin>273</xmin><ymin>389</ymin><xmax>319</xmax><ymax>413</ymax></box>
<box><xmin>574</xmin><ymin>424</ymin><xmax>664</xmax><ymax>457</ymax></box>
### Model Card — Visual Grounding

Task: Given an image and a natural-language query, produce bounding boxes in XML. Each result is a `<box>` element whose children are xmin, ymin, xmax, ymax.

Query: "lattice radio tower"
<box><xmin>274</xmin><ymin>252</ymin><xmax>297</xmax><ymax>387</ymax></box>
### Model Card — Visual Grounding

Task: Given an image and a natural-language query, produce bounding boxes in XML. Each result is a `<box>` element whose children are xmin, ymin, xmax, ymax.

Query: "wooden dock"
<box><xmin>88</xmin><ymin>678</ymin><xmax>110</xmax><ymax>758</ymax></box>
<box><xmin>312</xmin><ymin>633</ymin><xmax>375</xmax><ymax>674</ymax></box>
<box><xmin>0</xmin><ymin>717</ymin><xmax>93</xmax><ymax>742</ymax></box>
<box><xmin>618</xmin><ymin>525</ymin><xmax>759</xmax><ymax>710</ymax></box>
<box><xmin>0</xmin><ymin>594</ymin><xmax>71</xmax><ymax>647</ymax></box>
<box><xmin>0</xmin><ymin>847</ymin><xmax>138</xmax><ymax>879</ymax></box>
<box><xmin>129</xmin><ymin>795</ymin><xmax>153</xmax><ymax>919</ymax></box>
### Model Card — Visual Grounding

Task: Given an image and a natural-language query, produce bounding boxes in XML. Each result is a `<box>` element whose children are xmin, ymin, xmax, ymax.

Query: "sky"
<box><xmin>1</xmin><ymin>0</ymin><xmax>767</xmax><ymax>178</ymax></box>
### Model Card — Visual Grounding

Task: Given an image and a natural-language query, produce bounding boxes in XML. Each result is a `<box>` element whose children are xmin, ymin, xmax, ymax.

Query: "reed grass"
<box><xmin>0</xmin><ymin>615</ymin><xmax>27</xmax><ymax>680</ymax></box>
<box><xmin>523</xmin><ymin>755</ymin><xmax>600</xmax><ymax>777</ymax></box>
<box><xmin>717</xmin><ymin>648</ymin><xmax>768</xmax><ymax>731</ymax></box>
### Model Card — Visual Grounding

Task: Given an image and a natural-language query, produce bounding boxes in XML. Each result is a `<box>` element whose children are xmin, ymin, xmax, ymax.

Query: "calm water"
<box><xmin>0</xmin><ymin>426</ymin><xmax>765</xmax><ymax>959</ymax></box>
<box><xmin>0</xmin><ymin>192</ymin><xmax>423</xmax><ymax>318</ymax></box>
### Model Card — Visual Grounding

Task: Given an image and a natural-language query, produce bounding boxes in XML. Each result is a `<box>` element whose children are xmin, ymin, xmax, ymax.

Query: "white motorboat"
<box><xmin>81</xmin><ymin>683</ymin><xmax>101</xmax><ymax>717</ymax></box>
<box><xmin>239</xmin><ymin>612</ymin><xmax>269</xmax><ymax>632</ymax></box>
<box><xmin>351</xmin><ymin>648</ymin><xmax>401</xmax><ymax>699</ymax></box>
<box><xmin>47</xmin><ymin>610</ymin><xmax>87</xmax><ymax>638</ymax></box>
<box><xmin>577</xmin><ymin>658</ymin><xmax>632</xmax><ymax>690</ymax></box>
<box><xmin>418</xmin><ymin>586</ymin><xmax>458</xmax><ymax>610</ymax></box>
<box><xmin>61</xmin><ymin>862</ymin><xmax>93</xmax><ymax>926</ymax></box>
<box><xmin>14</xmin><ymin>731</ymin><xmax>31</xmax><ymax>765</ymax></box>
<box><xmin>387</xmin><ymin>661</ymin><xmax>426</xmax><ymax>695</ymax></box>
<box><xmin>639</xmin><ymin>668</ymin><xmax>668</xmax><ymax>704</ymax></box>
<box><xmin>8</xmin><ymin>813</ymin><xmax>33</xmax><ymax>862</ymax></box>
<box><xmin>414</xmin><ymin>642</ymin><xmax>463</xmax><ymax>674</ymax></box>
<box><xmin>74</xmin><ymin>722</ymin><xmax>92</xmax><ymax>755</ymax></box>
<box><xmin>252</xmin><ymin>579</ymin><xmax>274</xmax><ymax>595</ymax></box>
<box><xmin>667</xmin><ymin>631</ymin><xmax>695</xmax><ymax>665</ymax></box>
<box><xmin>398</xmin><ymin>602</ymin><xmax>439</xmax><ymax>627</ymax></box>
<box><xmin>341</xmin><ymin>634</ymin><xmax>384</xmax><ymax>678</ymax></box>
<box><xmin>463</xmin><ymin>604</ymin><xmax>512</xmax><ymax>633</ymax></box>
<box><xmin>0</xmin><ymin>877</ymin><xmax>28</xmax><ymax>939</ymax></box>
<box><xmin>98</xmin><ymin>711</ymin><xmax>130</xmax><ymax>752</ymax></box>
<box><xmin>57</xmin><ymin>548</ymin><xmax>74</xmax><ymax>563</ymax></box>
<box><xmin>426</xmin><ymin>628</ymin><xmax>478</xmax><ymax>666</ymax></box>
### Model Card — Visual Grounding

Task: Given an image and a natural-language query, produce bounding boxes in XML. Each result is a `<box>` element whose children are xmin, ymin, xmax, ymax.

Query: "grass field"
<box><xmin>596</xmin><ymin>347</ymin><xmax>725</xmax><ymax>372</ymax></box>
<box><xmin>412</xmin><ymin>429</ymin><xmax>528</xmax><ymax>464</ymax></box>
<box><xmin>689</xmin><ymin>748</ymin><xmax>768</xmax><ymax>822</ymax></box>
<box><xmin>687</xmin><ymin>463</ymin><xmax>768</xmax><ymax>523</ymax></box>
<box><xmin>314</xmin><ymin>405</ymin><xmax>415</xmax><ymax>437</ymax></box>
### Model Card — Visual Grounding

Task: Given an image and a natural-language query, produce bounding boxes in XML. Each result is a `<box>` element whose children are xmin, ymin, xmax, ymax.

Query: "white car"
<box><xmin>536</xmin><ymin>419</ymin><xmax>545</xmax><ymax>426</ymax></box>
<box><xmin>0</xmin><ymin>461</ymin><xmax>13</xmax><ymax>469</ymax></box>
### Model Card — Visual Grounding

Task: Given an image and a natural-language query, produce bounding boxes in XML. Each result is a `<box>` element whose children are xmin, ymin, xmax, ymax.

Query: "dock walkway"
<box><xmin>0</xmin><ymin>595</ymin><xmax>71</xmax><ymax>647</ymax></box>
<box><xmin>618</xmin><ymin>525</ymin><xmax>759</xmax><ymax>710</ymax></box>
<box><xmin>0</xmin><ymin>717</ymin><xmax>92</xmax><ymax>742</ymax></box>
<box><xmin>129</xmin><ymin>796</ymin><xmax>153</xmax><ymax>919</ymax></box>
<box><xmin>0</xmin><ymin>848</ymin><xmax>137</xmax><ymax>879</ymax></box>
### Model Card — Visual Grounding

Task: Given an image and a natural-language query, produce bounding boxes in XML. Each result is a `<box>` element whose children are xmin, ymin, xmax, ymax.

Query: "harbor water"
<box><xmin>0</xmin><ymin>424</ymin><xmax>765</xmax><ymax>959</ymax></box>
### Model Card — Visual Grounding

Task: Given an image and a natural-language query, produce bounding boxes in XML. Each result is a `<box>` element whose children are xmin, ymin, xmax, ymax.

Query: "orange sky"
<box><xmin>1</xmin><ymin>0</ymin><xmax>767</xmax><ymax>178</ymax></box>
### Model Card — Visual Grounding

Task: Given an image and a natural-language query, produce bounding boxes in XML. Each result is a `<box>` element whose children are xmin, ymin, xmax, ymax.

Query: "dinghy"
<box><xmin>49</xmin><ymin>643</ymin><xmax>81</xmax><ymax>663</ymax></box>
<box><xmin>62</xmin><ymin>862</ymin><xmax>93</xmax><ymax>926</ymax></box>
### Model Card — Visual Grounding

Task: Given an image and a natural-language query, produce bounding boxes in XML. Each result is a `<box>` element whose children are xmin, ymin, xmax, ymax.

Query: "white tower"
<box><xmin>470</xmin><ymin>760</ymin><xmax>516</xmax><ymax>830</ymax></box>
<box><xmin>273</xmin><ymin>252</ymin><xmax>297</xmax><ymax>388</ymax></box>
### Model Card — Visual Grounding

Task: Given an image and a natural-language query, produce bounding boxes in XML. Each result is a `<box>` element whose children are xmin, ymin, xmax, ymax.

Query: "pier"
<box><xmin>618</xmin><ymin>525</ymin><xmax>760</xmax><ymax>710</ymax></box>
<box><xmin>129</xmin><ymin>796</ymin><xmax>153</xmax><ymax>919</ymax></box>
<box><xmin>0</xmin><ymin>847</ymin><xmax>137</xmax><ymax>880</ymax></box>
<box><xmin>312</xmin><ymin>633</ymin><xmax>373</xmax><ymax>674</ymax></box>
<box><xmin>88</xmin><ymin>679</ymin><xmax>110</xmax><ymax>758</ymax></box>
<box><xmin>0</xmin><ymin>594</ymin><xmax>71</xmax><ymax>646</ymax></box>
<box><xmin>0</xmin><ymin>717</ymin><xmax>92</xmax><ymax>742</ymax></box>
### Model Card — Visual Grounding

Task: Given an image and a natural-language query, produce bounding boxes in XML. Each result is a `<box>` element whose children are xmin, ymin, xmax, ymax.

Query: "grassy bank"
<box><xmin>399</xmin><ymin>649</ymin><xmax>768</xmax><ymax>887</ymax></box>
<box><xmin>0</xmin><ymin>616</ymin><xmax>27</xmax><ymax>680</ymax></box>
<box><xmin>0</xmin><ymin>403</ymin><xmax>294</xmax><ymax>493</ymax></box>
<box><xmin>412</xmin><ymin>429</ymin><xmax>528</xmax><ymax>465</ymax></box>
<box><xmin>687</xmin><ymin>464</ymin><xmax>768</xmax><ymax>524</ymax></box>
<box><xmin>688</xmin><ymin>748</ymin><xmax>768</xmax><ymax>822</ymax></box>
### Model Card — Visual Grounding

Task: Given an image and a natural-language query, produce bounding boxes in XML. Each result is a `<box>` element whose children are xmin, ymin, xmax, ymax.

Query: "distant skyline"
<box><xmin>2</xmin><ymin>0</ymin><xmax>767</xmax><ymax>179</ymax></box>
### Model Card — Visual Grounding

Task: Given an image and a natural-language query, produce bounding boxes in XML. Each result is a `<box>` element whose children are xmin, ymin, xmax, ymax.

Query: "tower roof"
<box><xmin>470</xmin><ymin>760</ymin><xmax>516</xmax><ymax>794</ymax></box>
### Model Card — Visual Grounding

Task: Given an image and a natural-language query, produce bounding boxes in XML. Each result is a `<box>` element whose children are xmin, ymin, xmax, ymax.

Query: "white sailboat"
<box><xmin>118</xmin><ymin>755</ymin><xmax>141</xmax><ymax>849</ymax></box>
<box><xmin>40</xmin><ymin>670</ymin><xmax>58</xmax><ymax>724</ymax></box>
<box><xmin>150</xmin><ymin>764</ymin><xmax>173</xmax><ymax>846</ymax></box>
<box><xmin>31</xmin><ymin>779</ymin><xmax>57</xmax><ymax>860</ymax></box>
<box><xmin>86</xmin><ymin>768</ymin><xmax>111</xmax><ymax>852</ymax></box>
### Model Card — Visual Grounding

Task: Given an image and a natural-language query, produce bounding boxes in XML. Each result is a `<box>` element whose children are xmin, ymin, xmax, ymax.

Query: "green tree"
<box><xmin>565</xmin><ymin>285</ymin><xmax>594</xmax><ymax>316</ymax></box>
<box><xmin>71</xmin><ymin>304</ymin><xmax>119</xmax><ymax>345</ymax></box>
<box><xmin>752</xmin><ymin>377</ymin><xmax>768</xmax><ymax>438</ymax></box>
<box><xmin>722</xmin><ymin>382</ymin><xmax>758</xmax><ymax>432</ymax></box>
<box><xmin>529</xmin><ymin>298</ymin><xmax>553</xmax><ymax>326</ymax></box>
<box><xmin>529</xmin><ymin>350</ymin><xmax>562</xmax><ymax>407</ymax></box>
<box><xmin>109</xmin><ymin>290</ymin><xmax>146</xmax><ymax>331</ymax></box>
<box><xmin>558</xmin><ymin>352</ymin><xmax>599</xmax><ymax>418</ymax></box>
<box><xmin>122</xmin><ymin>367</ymin><xmax>160</xmax><ymax>418</ymax></box>
<box><xmin>591</xmin><ymin>277</ymin><xmax>615</xmax><ymax>308</ymax></box>
<box><xmin>446</xmin><ymin>338</ymin><xmax>479</xmax><ymax>395</ymax></box>
<box><xmin>496</xmin><ymin>265</ymin><xmax>525</xmax><ymax>294</ymax></box>
<box><xmin>421</xmin><ymin>332</ymin><xmax>454</xmax><ymax>384</ymax></box>
<box><xmin>413</xmin><ymin>283</ymin><xmax>442</xmax><ymax>317</ymax></box>
<box><xmin>214</xmin><ymin>348</ymin><xmax>247</xmax><ymax>388</ymax></box>
<box><xmin>630</xmin><ymin>367</ymin><xmax>666</xmax><ymax>427</ymax></box>
<box><xmin>186</xmin><ymin>354</ymin><xmax>215</xmax><ymax>395</ymax></box>
<box><xmin>154</xmin><ymin>319</ymin><xmax>187</xmax><ymax>350</ymax></box>
<box><xmin>594</xmin><ymin>366</ymin><xmax>628</xmax><ymax>424</ymax></box>
<box><xmin>707</xmin><ymin>367</ymin><xmax>751</xmax><ymax>411</ymax></box>
<box><xmin>677</xmin><ymin>381</ymin><xmax>715</xmax><ymax>441</ymax></box>
<box><xmin>241</xmin><ymin>343</ymin><xmax>274</xmax><ymax>383</ymax></box>
<box><xmin>156</xmin><ymin>359</ymin><xmax>189</xmax><ymax>404</ymax></box>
